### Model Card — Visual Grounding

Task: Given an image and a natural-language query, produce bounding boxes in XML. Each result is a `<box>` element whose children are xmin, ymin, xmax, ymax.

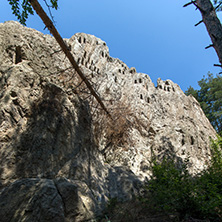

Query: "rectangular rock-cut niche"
<box><xmin>15</xmin><ymin>46</ymin><xmax>22</xmax><ymax>64</ymax></box>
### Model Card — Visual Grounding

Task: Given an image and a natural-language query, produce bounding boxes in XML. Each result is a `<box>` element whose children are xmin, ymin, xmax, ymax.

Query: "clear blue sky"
<box><xmin>1</xmin><ymin>0</ymin><xmax>222</xmax><ymax>91</ymax></box>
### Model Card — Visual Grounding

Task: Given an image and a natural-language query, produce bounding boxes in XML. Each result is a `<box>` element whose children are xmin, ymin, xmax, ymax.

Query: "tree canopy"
<box><xmin>185</xmin><ymin>73</ymin><xmax>222</xmax><ymax>136</ymax></box>
<box><xmin>7</xmin><ymin>0</ymin><xmax>58</xmax><ymax>25</ymax></box>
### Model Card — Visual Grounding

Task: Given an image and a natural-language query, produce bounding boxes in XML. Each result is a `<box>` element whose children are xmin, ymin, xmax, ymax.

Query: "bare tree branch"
<box><xmin>28</xmin><ymin>0</ymin><xmax>112</xmax><ymax>118</ymax></box>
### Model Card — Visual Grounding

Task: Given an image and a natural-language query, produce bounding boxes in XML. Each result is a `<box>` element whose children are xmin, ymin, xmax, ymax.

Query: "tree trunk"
<box><xmin>196</xmin><ymin>0</ymin><xmax>222</xmax><ymax>66</ymax></box>
<box><xmin>28</xmin><ymin>0</ymin><xmax>111</xmax><ymax>117</ymax></box>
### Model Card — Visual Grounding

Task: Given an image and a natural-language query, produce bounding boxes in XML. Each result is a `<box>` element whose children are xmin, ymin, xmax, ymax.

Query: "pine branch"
<box><xmin>183</xmin><ymin>1</ymin><xmax>197</xmax><ymax>7</ymax></box>
<box><xmin>205</xmin><ymin>44</ymin><xmax>214</xmax><ymax>49</ymax></box>
<box><xmin>195</xmin><ymin>20</ymin><xmax>203</xmax><ymax>26</ymax></box>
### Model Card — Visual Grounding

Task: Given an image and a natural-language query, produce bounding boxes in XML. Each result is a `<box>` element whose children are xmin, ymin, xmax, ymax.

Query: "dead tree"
<box><xmin>28</xmin><ymin>0</ymin><xmax>111</xmax><ymax>117</ymax></box>
<box><xmin>184</xmin><ymin>0</ymin><xmax>222</xmax><ymax>68</ymax></box>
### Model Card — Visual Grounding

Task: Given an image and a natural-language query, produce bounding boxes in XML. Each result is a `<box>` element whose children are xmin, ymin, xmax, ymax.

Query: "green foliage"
<box><xmin>8</xmin><ymin>0</ymin><xmax>34</xmax><ymax>25</ymax></box>
<box><xmin>143</xmin><ymin>157</ymin><xmax>198</xmax><ymax>220</ymax></box>
<box><xmin>210</xmin><ymin>135</ymin><xmax>222</xmax><ymax>171</ymax></box>
<box><xmin>192</xmin><ymin>136</ymin><xmax>222</xmax><ymax>220</ymax></box>
<box><xmin>185</xmin><ymin>73</ymin><xmax>222</xmax><ymax>136</ymax></box>
<box><xmin>49</xmin><ymin>0</ymin><xmax>58</xmax><ymax>10</ymax></box>
<box><xmin>141</xmin><ymin>136</ymin><xmax>222</xmax><ymax>221</ymax></box>
<box><xmin>213</xmin><ymin>0</ymin><xmax>222</xmax><ymax>11</ymax></box>
<box><xmin>7</xmin><ymin>0</ymin><xmax>58</xmax><ymax>25</ymax></box>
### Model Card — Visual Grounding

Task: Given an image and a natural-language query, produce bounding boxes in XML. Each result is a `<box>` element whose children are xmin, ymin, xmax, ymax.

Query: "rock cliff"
<box><xmin>0</xmin><ymin>21</ymin><xmax>217</xmax><ymax>221</ymax></box>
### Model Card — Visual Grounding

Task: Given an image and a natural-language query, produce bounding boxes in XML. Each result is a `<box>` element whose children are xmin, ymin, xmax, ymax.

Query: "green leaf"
<box><xmin>186</xmin><ymin>73</ymin><xmax>222</xmax><ymax>135</ymax></box>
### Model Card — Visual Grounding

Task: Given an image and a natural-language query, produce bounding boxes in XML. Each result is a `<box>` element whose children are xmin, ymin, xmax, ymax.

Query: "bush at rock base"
<box><xmin>99</xmin><ymin>136</ymin><xmax>222</xmax><ymax>222</ymax></box>
<box><xmin>140</xmin><ymin>136</ymin><xmax>222</xmax><ymax>221</ymax></box>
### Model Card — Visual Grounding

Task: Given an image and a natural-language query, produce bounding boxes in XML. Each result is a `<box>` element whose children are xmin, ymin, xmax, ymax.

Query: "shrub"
<box><xmin>192</xmin><ymin>136</ymin><xmax>222</xmax><ymax>221</ymax></box>
<box><xmin>141</xmin><ymin>136</ymin><xmax>222</xmax><ymax>221</ymax></box>
<box><xmin>142</xmin><ymin>156</ymin><xmax>198</xmax><ymax>220</ymax></box>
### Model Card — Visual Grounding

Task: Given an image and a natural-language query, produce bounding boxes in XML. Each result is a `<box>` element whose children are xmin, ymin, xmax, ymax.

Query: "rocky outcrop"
<box><xmin>0</xmin><ymin>53</ymin><xmax>141</xmax><ymax>221</ymax></box>
<box><xmin>0</xmin><ymin>21</ymin><xmax>217</xmax><ymax>221</ymax></box>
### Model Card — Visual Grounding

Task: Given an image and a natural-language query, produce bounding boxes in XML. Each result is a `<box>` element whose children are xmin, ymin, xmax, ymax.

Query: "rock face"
<box><xmin>0</xmin><ymin>21</ymin><xmax>216</xmax><ymax>221</ymax></box>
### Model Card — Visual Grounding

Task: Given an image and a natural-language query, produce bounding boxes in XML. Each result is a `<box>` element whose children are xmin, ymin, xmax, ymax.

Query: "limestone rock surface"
<box><xmin>0</xmin><ymin>21</ymin><xmax>217</xmax><ymax>221</ymax></box>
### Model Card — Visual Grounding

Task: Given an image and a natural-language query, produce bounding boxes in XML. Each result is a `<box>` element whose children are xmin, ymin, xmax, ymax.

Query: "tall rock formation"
<box><xmin>0</xmin><ymin>21</ymin><xmax>216</xmax><ymax>221</ymax></box>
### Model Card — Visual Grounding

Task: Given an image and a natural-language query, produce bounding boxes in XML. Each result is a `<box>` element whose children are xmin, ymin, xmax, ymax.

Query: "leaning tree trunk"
<box><xmin>28</xmin><ymin>0</ymin><xmax>111</xmax><ymax>117</ymax></box>
<box><xmin>196</xmin><ymin>0</ymin><xmax>222</xmax><ymax>66</ymax></box>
